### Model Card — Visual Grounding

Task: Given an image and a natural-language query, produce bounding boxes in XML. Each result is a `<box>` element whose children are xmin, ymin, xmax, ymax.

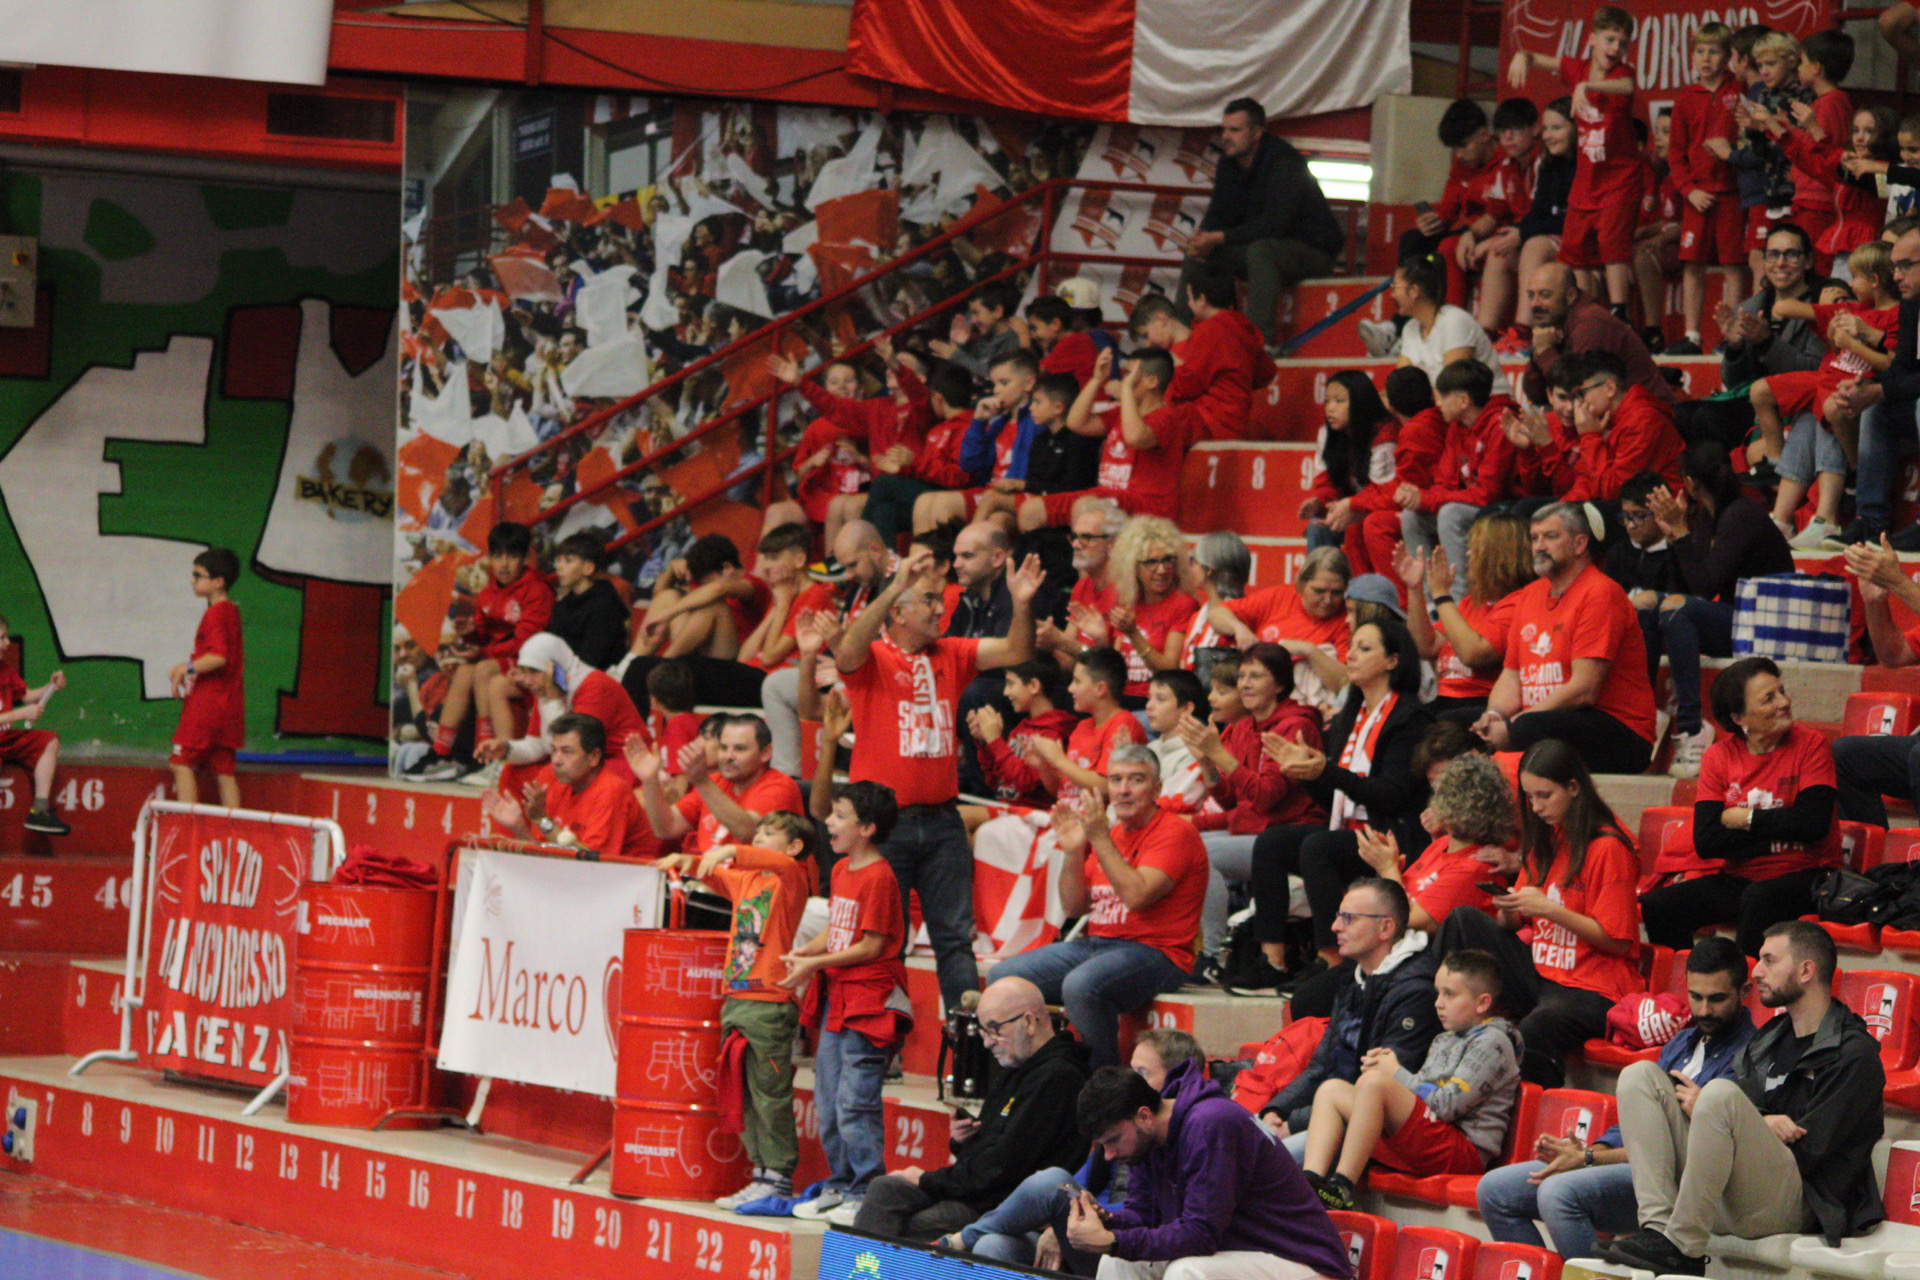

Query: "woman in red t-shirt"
<box><xmin>1368</xmin><ymin>749</ymin><xmax>1519</xmax><ymax>933</ymax></box>
<box><xmin>1400</xmin><ymin>512</ymin><xmax>1533</xmax><ymax>723</ymax></box>
<box><xmin>1100</xmin><ymin>517</ymin><xmax>1201</xmax><ymax>701</ymax></box>
<box><xmin>1466</xmin><ymin>738</ymin><xmax>1642</xmax><ymax>1088</ymax></box>
<box><xmin>1641</xmin><ymin>657</ymin><xmax>1840</xmax><ymax>956</ymax></box>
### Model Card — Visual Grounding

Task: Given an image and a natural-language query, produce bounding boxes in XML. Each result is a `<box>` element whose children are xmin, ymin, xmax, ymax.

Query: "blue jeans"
<box><xmin>962</xmin><ymin>1165</ymin><xmax>1074</xmax><ymax>1264</ymax></box>
<box><xmin>988</xmin><ymin>936</ymin><xmax>1187</xmax><ymax>1068</ymax></box>
<box><xmin>814</xmin><ymin>1026</ymin><xmax>888</xmax><ymax>1195</ymax></box>
<box><xmin>1476</xmin><ymin>1159</ymin><xmax>1638</xmax><ymax>1260</ymax></box>
<box><xmin>1857</xmin><ymin>400</ymin><xmax>1919</xmax><ymax>532</ymax></box>
<box><xmin>1639</xmin><ymin>597</ymin><xmax>1734</xmax><ymax>735</ymax></box>
<box><xmin>882</xmin><ymin>805</ymin><xmax>980</xmax><ymax>1011</ymax></box>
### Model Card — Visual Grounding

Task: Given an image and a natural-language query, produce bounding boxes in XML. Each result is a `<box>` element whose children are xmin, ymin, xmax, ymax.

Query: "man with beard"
<box><xmin>1518</xmin><ymin>263</ymin><xmax>1674</xmax><ymax>409</ymax></box>
<box><xmin>948</xmin><ymin>521</ymin><xmax>1017</xmax><ymax>793</ymax></box>
<box><xmin>1473</xmin><ymin>502</ymin><xmax>1657</xmax><ymax>773</ymax></box>
<box><xmin>759</xmin><ymin>520</ymin><xmax>895</xmax><ymax>776</ymax></box>
<box><xmin>638</xmin><ymin>713</ymin><xmax>802</xmax><ymax>855</ymax></box>
<box><xmin>1178</xmin><ymin>98</ymin><xmax>1345</xmax><ymax>348</ymax></box>
<box><xmin>1477</xmin><ymin>936</ymin><xmax>1757</xmax><ymax>1261</ymax></box>
<box><xmin>1602</xmin><ymin>921</ymin><xmax>1884</xmax><ymax>1276</ymax></box>
<box><xmin>837</xmin><ymin>544</ymin><xmax>1047</xmax><ymax>1011</ymax></box>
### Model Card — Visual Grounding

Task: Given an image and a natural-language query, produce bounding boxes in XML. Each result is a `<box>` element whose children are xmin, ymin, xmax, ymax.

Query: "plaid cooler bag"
<box><xmin>1732</xmin><ymin>573</ymin><xmax>1850</xmax><ymax>663</ymax></box>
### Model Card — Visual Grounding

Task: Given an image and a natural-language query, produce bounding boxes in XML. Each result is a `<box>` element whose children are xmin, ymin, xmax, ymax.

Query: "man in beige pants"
<box><xmin>1601</xmin><ymin>921</ymin><xmax>1886</xmax><ymax>1276</ymax></box>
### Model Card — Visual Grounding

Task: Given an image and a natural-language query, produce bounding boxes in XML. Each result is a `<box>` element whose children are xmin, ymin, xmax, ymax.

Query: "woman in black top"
<box><xmin>1645</xmin><ymin>441</ymin><xmax>1794</xmax><ymax>777</ymax></box>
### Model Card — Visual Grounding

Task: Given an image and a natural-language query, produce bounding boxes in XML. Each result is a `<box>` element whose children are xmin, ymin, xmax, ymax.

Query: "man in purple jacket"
<box><xmin>1064</xmin><ymin>1060</ymin><xmax>1353</xmax><ymax>1280</ymax></box>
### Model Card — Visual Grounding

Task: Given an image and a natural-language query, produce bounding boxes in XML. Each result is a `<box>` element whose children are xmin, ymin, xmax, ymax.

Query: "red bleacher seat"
<box><xmin>1471</xmin><ymin>1241</ymin><xmax>1563</xmax><ymax>1280</ymax></box>
<box><xmin>1534</xmin><ymin>1087</ymin><xmax>1617</xmax><ymax>1149</ymax></box>
<box><xmin>1370</xmin><ymin>1083</ymin><xmax>1541</xmax><ymax>1208</ymax></box>
<box><xmin>1843</xmin><ymin>691</ymin><xmax>1920</xmax><ymax>738</ymax></box>
<box><xmin>1329</xmin><ymin>1210</ymin><xmax>1397</xmax><ymax>1280</ymax></box>
<box><xmin>1634</xmin><ymin>806</ymin><xmax>1692</xmax><ymax>886</ymax></box>
<box><xmin>1887</xmin><ymin>1143</ymin><xmax>1920</xmax><ymax>1224</ymax></box>
<box><xmin>1584</xmin><ymin>947</ymin><xmax>1681</xmax><ymax>1068</ymax></box>
<box><xmin>1836</xmin><ymin>970</ymin><xmax>1920</xmax><ymax>1071</ymax></box>
<box><xmin>1392</xmin><ymin>1225</ymin><xmax>1479</xmax><ymax>1280</ymax></box>
<box><xmin>1886</xmin><ymin>830</ymin><xmax>1920</xmax><ymax>867</ymax></box>
<box><xmin>1841</xmin><ymin>822</ymin><xmax>1886</xmax><ymax>872</ymax></box>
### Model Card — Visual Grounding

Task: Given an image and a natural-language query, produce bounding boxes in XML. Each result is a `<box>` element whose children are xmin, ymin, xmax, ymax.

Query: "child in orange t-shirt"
<box><xmin>660</xmin><ymin>810</ymin><xmax>817</xmax><ymax>1211</ymax></box>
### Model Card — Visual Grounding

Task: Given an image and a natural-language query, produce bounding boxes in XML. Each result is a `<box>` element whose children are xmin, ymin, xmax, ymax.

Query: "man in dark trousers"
<box><xmin>852</xmin><ymin>976</ymin><xmax>1091</xmax><ymax>1242</ymax></box>
<box><xmin>1179</xmin><ymin>98</ymin><xmax>1345</xmax><ymax>347</ymax></box>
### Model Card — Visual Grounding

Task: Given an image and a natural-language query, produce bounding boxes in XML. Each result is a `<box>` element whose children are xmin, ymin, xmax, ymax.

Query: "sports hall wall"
<box><xmin>0</xmin><ymin>165</ymin><xmax>399</xmax><ymax>759</ymax></box>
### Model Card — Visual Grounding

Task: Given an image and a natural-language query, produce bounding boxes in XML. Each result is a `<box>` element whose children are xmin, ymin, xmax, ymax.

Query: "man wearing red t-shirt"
<box><xmin>1505</xmin><ymin>351</ymin><xmax>1684</xmax><ymax>502</ymax></box>
<box><xmin>1475</xmin><ymin>503</ymin><xmax>1657</xmax><ymax>774</ymax></box>
<box><xmin>1642</xmin><ymin>657</ymin><xmax>1841</xmax><ymax>956</ymax></box>
<box><xmin>482</xmin><ymin>713</ymin><xmax>653</xmax><ymax>861</ymax></box>
<box><xmin>837</xmin><ymin>544</ymin><xmax>1048</xmax><ymax>1010</ymax></box>
<box><xmin>637</xmin><ymin>714</ymin><xmax>802</xmax><ymax>855</ymax></box>
<box><xmin>987</xmin><ymin>746</ymin><xmax>1207</xmax><ymax>1067</ymax></box>
<box><xmin>1040</xmin><ymin>499</ymin><xmax>1125</xmax><ymax>674</ymax></box>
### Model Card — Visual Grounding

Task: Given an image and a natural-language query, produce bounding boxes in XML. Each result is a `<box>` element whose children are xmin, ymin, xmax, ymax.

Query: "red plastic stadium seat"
<box><xmin>1369</xmin><ymin>1084</ymin><xmax>1540</xmax><ymax>1208</ymax></box>
<box><xmin>1882</xmin><ymin>1142</ymin><xmax>1920</xmax><ymax>1222</ymax></box>
<box><xmin>1535</xmin><ymin>1088</ymin><xmax>1617</xmax><ymax>1149</ymax></box>
<box><xmin>1843</xmin><ymin>691</ymin><xmax>1920</xmax><ymax>738</ymax></box>
<box><xmin>1840</xmin><ymin>821</ymin><xmax>1887</xmax><ymax>872</ymax></box>
<box><xmin>1836</xmin><ymin>970</ymin><xmax>1920</xmax><ymax>1071</ymax></box>
<box><xmin>1635</xmin><ymin>806</ymin><xmax>1693</xmax><ymax>887</ymax></box>
<box><xmin>1472</xmin><ymin>1241</ymin><xmax>1563</xmax><ymax>1280</ymax></box>
<box><xmin>1392</xmin><ymin>1225</ymin><xmax>1478</xmax><ymax>1280</ymax></box>
<box><xmin>1329</xmin><ymin>1210</ymin><xmax>1397</xmax><ymax>1280</ymax></box>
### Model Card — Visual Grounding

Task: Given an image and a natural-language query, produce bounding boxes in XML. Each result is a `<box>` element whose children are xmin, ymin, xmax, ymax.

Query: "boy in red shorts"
<box><xmin>1511</xmin><ymin>5</ymin><xmax>1640</xmax><ymax>309</ymax></box>
<box><xmin>170</xmin><ymin>548</ymin><xmax>245</xmax><ymax>809</ymax></box>
<box><xmin>1668</xmin><ymin>22</ymin><xmax>1746</xmax><ymax>354</ymax></box>
<box><xmin>0</xmin><ymin>615</ymin><xmax>69</xmax><ymax>836</ymax></box>
<box><xmin>1301</xmin><ymin>948</ymin><xmax>1522</xmax><ymax>1210</ymax></box>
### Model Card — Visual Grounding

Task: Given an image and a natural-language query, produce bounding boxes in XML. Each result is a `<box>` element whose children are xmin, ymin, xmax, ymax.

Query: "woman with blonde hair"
<box><xmin>1398</xmin><ymin>509</ymin><xmax>1534</xmax><ymax>723</ymax></box>
<box><xmin>1090</xmin><ymin>515</ymin><xmax>1200</xmax><ymax>701</ymax></box>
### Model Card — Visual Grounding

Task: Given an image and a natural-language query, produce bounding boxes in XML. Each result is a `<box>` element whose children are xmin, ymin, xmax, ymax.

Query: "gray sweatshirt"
<box><xmin>1392</xmin><ymin>1015</ymin><xmax>1522</xmax><ymax>1165</ymax></box>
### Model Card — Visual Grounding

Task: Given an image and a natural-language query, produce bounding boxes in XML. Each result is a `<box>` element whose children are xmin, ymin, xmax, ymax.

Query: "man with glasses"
<box><xmin>1255</xmin><ymin>878</ymin><xmax>1440</xmax><ymax>1163</ymax></box>
<box><xmin>1505</xmin><ymin>351</ymin><xmax>1685</xmax><ymax>507</ymax></box>
<box><xmin>988</xmin><ymin>745</ymin><xmax>1208</xmax><ymax>1069</ymax></box>
<box><xmin>1517</xmin><ymin>263</ymin><xmax>1673</xmax><ymax>410</ymax></box>
<box><xmin>1688</xmin><ymin>224</ymin><xmax>1839</xmax><ymax>458</ymax></box>
<box><xmin>1042</xmin><ymin>497</ymin><xmax>1128</xmax><ymax>670</ymax></box>
<box><xmin>852</xmin><ymin>975</ymin><xmax>1091</xmax><ymax>1245</ymax></box>
<box><xmin>1830</xmin><ymin>226</ymin><xmax>1920</xmax><ymax>548</ymax></box>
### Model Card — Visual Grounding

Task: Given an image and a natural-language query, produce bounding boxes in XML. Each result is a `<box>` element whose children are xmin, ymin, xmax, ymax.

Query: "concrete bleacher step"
<box><xmin>0</xmin><ymin>854</ymin><xmax>133</xmax><ymax>954</ymax></box>
<box><xmin>0</xmin><ymin>1054</ymin><xmax>828</xmax><ymax>1280</ymax></box>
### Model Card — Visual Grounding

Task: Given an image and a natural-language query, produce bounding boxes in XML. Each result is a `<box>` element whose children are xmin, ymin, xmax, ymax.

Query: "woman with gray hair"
<box><xmin>1180</xmin><ymin>530</ymin><xmax>1251</xmax><ymax>670</ymax></box>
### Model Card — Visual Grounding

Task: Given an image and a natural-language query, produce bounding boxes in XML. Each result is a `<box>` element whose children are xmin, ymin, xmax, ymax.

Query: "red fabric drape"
<box><xmin>847</xmin><ymin>0</ymin><xmax>1135</xmax><ymax>123</ymax></box>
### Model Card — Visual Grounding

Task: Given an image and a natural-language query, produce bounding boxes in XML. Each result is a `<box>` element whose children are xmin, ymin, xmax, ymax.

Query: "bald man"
<box><xmin>760</xmin><ymin>520</ymin><xmax>897</xmax><ymax>775</ymax></box>
<box><xmin>1519</xmin><ymin>263</ymin><xmax>1672</xmax><ymax>408</ymax></box>
<box><xmin>852</xmin><ymin>976</ymin><xmax>1092</xmax><ymax>1243</ymax></box>
<box><xmin>949</xmin><ymin>521</ymin><xmax>1018</xmax><ymax>794</ymax></box>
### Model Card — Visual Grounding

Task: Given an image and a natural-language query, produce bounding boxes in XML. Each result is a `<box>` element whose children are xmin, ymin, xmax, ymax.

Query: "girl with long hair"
<box><xmin>1399</xmin><ymin>510</ymin><xmax>1534</xmax><ymax>724</ymax></box>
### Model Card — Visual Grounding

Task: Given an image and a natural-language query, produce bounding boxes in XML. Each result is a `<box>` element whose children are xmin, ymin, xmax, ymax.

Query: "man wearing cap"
<box><xmin>1178</xmin><ymin>97</ymin><xmax>1345</xmax><ymax>347</ymax></box>
<box><xmin>1472</xmin><ymin>501</ymin><xmax>1659</xmax><ymax>774</ymax></box>
<box><xmin>1022</xmin><ymin>278</ymin><xmax>1120</xmax><ymax>391</ymax></box>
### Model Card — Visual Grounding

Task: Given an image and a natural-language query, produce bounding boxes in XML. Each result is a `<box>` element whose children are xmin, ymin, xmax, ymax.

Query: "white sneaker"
<box><xmin>1357</xmin><ymin>319</ymin><xmax>1398</xmax><ymax>358</ymax></box>
<box><xmin>1788</xmin><ymin>517</ymin><xmax>1838</xmax><ymax>549</ymax></box>
<box><xmin>416</xmin><ymin>756</ymin><xmax>467</xmax><ymax>782</ymax></box>
<box><xmin>458</xmin><ymin>759</ymin><xmax>504</xmax><ymax>788</ymax></box>
<box><xmin>1668</xmin><ymin>725</ymin><xmax>1713</xmax><ymax>779</ymax></box>
<box><xmin>822</xmin><ymin>1198</ymin><xmax>865</xmax><ymax>1227</ymax></box>
<box><xmin>715</xmin><ymin>1177</ymin><xmax>775</xmax><ymax>1210</ymax></box>
<box><xmin>790</xmin><ymin>1188</ymin><xmax>846</xmax><ymax>1219</ymax></box>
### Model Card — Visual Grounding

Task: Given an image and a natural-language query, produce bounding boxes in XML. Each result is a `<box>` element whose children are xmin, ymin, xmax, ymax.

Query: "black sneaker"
<box><xmin>1188</xmin><ymin>953</ymin><xmax>1228</xmax><ymax>988</ymax></box>
<box><xmin>1315</xmin><ymin>1172</ymin><xmax>1356</xmax><ymax>1212</ymax></box>
<box><xmin>1664</xmin><ymin>336</ymin><xmax>1704</xmax><ymax>356</ymax></box>
<box><xmin>23</xmin><ymin>804</ymin><xmax>69</xmax><ymax>836</ymax></box>
<box><xmin>1603</xmin><ymin>1228</ymin><xmax>1706</xmax><ymax>1276</ymax></box>
<box><xmin>1826</xmin><ymin>518</ymin><xmax>1882</xmax><ymax>548</ymax></box>
<box><xmin>1641</xmin><ymin>326</ymin><xmax>1667</xmax><ymax>354</ymax></box>
<box><xmin>1275</xmin><ymin>955</ymin><xmax>1330</xmax><ymax>994</ymax></box>
<box><xmin>1891</xmin><ymin>523</ymin><xmax>1920</xmax><ymax>553</ymax></box>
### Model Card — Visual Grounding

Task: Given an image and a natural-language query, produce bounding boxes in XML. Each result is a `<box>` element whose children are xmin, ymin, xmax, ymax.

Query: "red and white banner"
<box><xmin>848</xmin><ymin>0</ymin><xmax>1410</xmax><ymax>126</ymax></box>
<box><xmin>1502</xmin><ymin>1</ymin><xmax>1834</xmax><ymax>102</ymax></box>
<box><xmin>439</xmin><ymin>848</ymin><xmax>665</xmax><ymax>1097</ymax></box>
<box><xmin>973</xmin><ymin>810</ymin><xmax>1066</xmax><ymax>962</ymax></box>
<box><xmin>141</xmin><ymin>809</ymin><xmax>312</xmax><ymax>1087</ymax></box>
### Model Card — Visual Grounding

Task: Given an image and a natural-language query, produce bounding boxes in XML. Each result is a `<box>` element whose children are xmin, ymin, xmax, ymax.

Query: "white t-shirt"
<box><xmin>1397</xmin><ymin>304</ymin><xmax>1512</xmax><ymax>397</ymax></box>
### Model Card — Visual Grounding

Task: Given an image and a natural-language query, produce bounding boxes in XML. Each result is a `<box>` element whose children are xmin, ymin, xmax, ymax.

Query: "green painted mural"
<box><xmin>0</xmin><ymin>167</ymin><xmax>400</xmax><ymax>759</ymax></box>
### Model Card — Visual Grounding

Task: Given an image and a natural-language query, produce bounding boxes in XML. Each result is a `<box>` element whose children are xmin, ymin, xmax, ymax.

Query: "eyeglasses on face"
<box><xmin>1335</xmin><ymin>911</ymin><xmax>1393</xmax><ymax>926</ymax></box>
<box><xmin>979</xmin><ymin>1012</ymin><xmax>1030</xmax><ymax>1041</ymax></box>
<box><xmin>1069</xmin><ymin>532</ymin><xmax>1112</xmax><ymax>544</ymax></box>
<box><xmin>1761</xmin><ymin>248</ymin><xmax>1806</xmax><ymax>262</ymax></box>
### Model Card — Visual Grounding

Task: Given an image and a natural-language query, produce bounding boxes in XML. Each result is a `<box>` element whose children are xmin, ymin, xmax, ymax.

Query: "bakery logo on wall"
<box><xmin>296</xmin><ymin>436</ymin><xmax>395</xmax><ymax>521</ymax></box>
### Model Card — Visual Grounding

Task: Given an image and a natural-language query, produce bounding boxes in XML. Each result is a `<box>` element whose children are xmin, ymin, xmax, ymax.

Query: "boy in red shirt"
<box><xmin>1668</xmin><ymin>22</ymin><xmax>1746</xmax><ymax>354</ymax></box>
<box><xmin>969</xmin><ymin>659</ymin><xmax>1080</xmax><ymax>810</ymax></box>
<box><xmin>1770</xmin><ymin>29</ymin><xmax>1857</xmax><ymax>274</ymax></box>
<box><xmin>170</xmin><ymin>548</ymin><xmax>245</xmax><ymax>809</ymax></box>
<box><xmin>659</xmin><ymin>809</ymin><xmax>816</xmax><ymax>1211</ymax></box>
<box><xmin>1399</xmin><ymin>359</ymin><xmax>1518</xmax><ymax>599</ymax></box>
<box><xmin>782</xmin><ymin>781</ymin><xmax>908</xmax><ymax>1224</ymax></box>
<box><xmin>863</xmin><ymin>361</ymin><xmax>978</xmax><ymax>548</ymax></box>
<box><xmin>1024</xmin><ymin>647</ymin><xmax>1147</xmax><ymax>806</ymax></box>
<box><xmin>1511</xmin><ymin>6</ymin><xmax>1640</xmax><ymax>309</ymax></box>
<box><xmin>1035</xmin><ymin>346</ymin><xmax>1196</xmax><ymax>530</ymax></box>
<box><xmin>1165</xmin><ymin>269</ymin><xmax>1278</xmax><ymax>441</ymax></box>
<box><xmin>1024</xmin><ymin>284</ymin><xmax>1119</xmax><ymax>390</ymax></box>
<box><xmin>410</xmin><ymin>522</ymin><xmax>553</xmax><ymax>781</ymax></box>
<box><xmin>1504</xmin><ymin>350</ymin><xmax>1684</xmax><ymax>503</ymax></box>
<box><xmin>1401</xmin><ymin>99</ymin><xmax>1498</xmax><ymax>307</ymax></box>
<box><xmin>482</xmin><ymin>712</ymin><xmax>652</xmax><ymax>860</ymax></box>
<box><xmin>0</xmin><ymin>615</ymin><xmax>69</xmax><ymax>836</ymax></box>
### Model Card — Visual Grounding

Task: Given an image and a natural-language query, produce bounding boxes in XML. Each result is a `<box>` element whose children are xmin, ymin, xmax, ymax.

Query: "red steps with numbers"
<box><xmin>0</xmin><ymin>761</ymin><xmax>169</xmax><ymax>857</ymax></box>
<box><xmin>0</xmin><ymin>855</ymin><xmax>134</xmax><ymax>953</ymax></box>
<box><xmin>62</xmin><ymin>958</ymin><xmax>129</xmax><ymax>1058</ymax></box>
<box><xmin>0</xmin><ymin>1055</ymin><xmax>825</xmax><ymax>1280</ymax></box>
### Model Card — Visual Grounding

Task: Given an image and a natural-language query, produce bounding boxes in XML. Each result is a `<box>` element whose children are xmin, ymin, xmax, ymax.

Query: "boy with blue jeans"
<box><xmin>1476</xmin><ymin>937</ymin><xmax>1754</xmax><ymax>1260</ymax></box>
<box><xmin>782</xmin><ymin>780</ymin><xmax>908</xmax><ymax>1225</ymax></box>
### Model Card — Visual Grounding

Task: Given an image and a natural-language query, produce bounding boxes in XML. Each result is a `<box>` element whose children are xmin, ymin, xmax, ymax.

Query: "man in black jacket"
<box><xmin>1834</xmin><ymin>225</ymin><xmax>1920</xmax><ymax>548</ymax></box>
<box><xmin>1178</xmin><ymin>98</ymin><xmax>1344</xmax><ymax>346</ymax></box>
<box><xmin>1604</xmin><ymin>920</ymin><xmax>1884</xmax><ymax>1276</ymax></box>
<box><xmin>1257</xmin><ymin>879</ymin><xmax>1441</xmax><ymax>1161</ymax></box>
<box><xmin>853</xmin><ymin>975</ymin><xmax>1092</xmax><ymax>1242</ymax></box>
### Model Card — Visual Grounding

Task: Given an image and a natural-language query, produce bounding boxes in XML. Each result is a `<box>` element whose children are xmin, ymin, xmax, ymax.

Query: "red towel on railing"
<box><xmin>332</xmin><ymin>845</ymin><xmax>439</xmax><ymax>890</ymax></box>
<box><xmin>716</xmin><ymin>1028</ymin><xmax>749</xmax><ymax>1134</ymax></box>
